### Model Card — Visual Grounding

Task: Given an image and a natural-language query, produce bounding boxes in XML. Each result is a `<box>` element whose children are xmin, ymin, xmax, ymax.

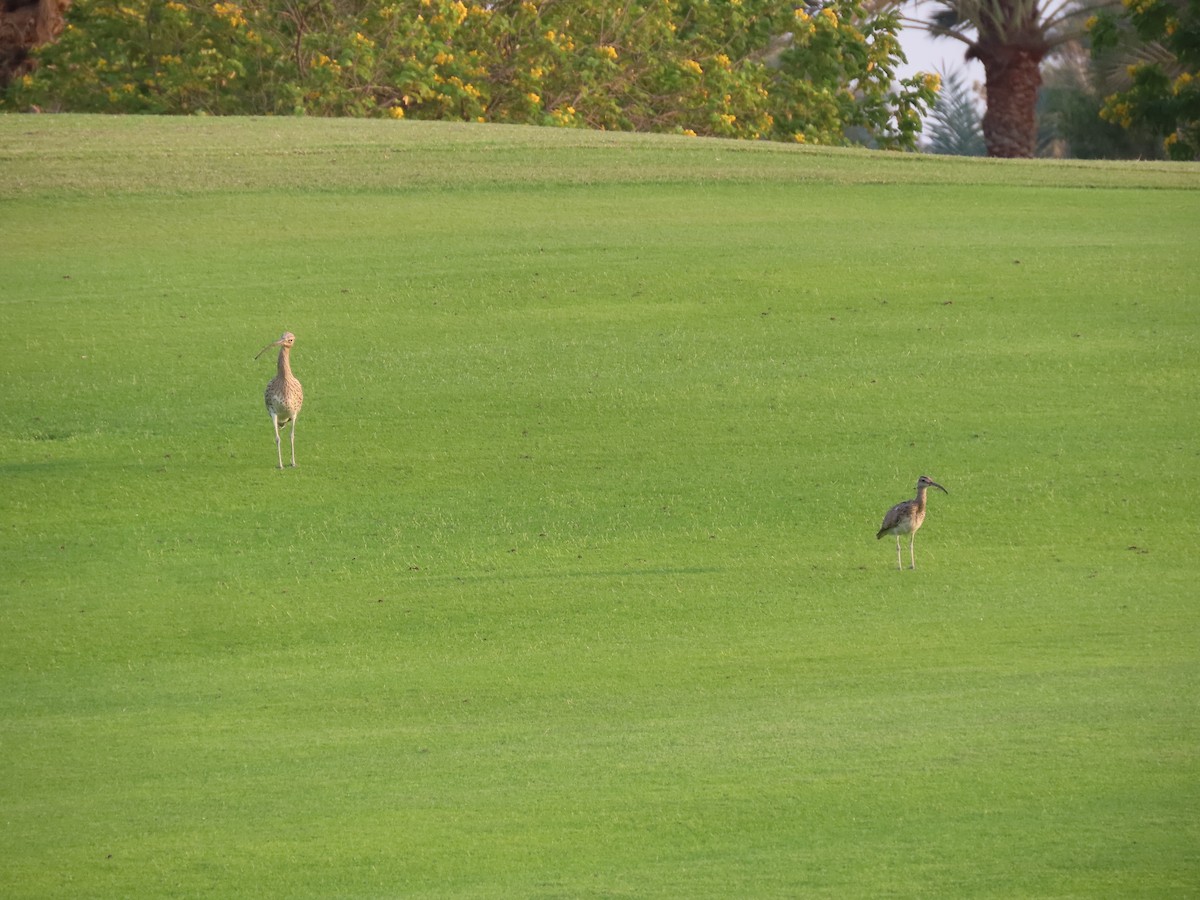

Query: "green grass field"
<box><xmin>2</xmin><ymin>115</ymin><xmax>1198</xmax><ymax>897</ymax></box>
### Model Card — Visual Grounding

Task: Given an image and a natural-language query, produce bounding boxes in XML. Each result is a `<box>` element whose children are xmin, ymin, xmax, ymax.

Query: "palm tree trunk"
<box><xmin>975</xmin><ymin>44</ymin><xmax>1045</xmax><ymax>158</ymax></box>
<box><xmin>0</xmin><ymin>0</ymin><xmax>68</xmax><ymax>89</ymax></box>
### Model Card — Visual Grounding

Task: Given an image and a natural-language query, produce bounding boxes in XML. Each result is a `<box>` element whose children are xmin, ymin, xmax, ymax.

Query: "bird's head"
<box><xmin>255</xmin><ymin>332</ymin><xmax>296</xmax><ymax>359</ymax></box>
<box><xmin>917</xmin><ymin>475</ymin><xmax>948</xmax><ymax>494</ymax></box>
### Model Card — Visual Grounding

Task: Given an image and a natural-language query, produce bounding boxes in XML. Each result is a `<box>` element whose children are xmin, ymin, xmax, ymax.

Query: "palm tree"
<box><xmin>0</xmin><ymin>0</ymin><xmax>68</xmax><ymax>89</ymax></box>
<box><xmin>925</xmin><ymin>66</ymin><xmax>986</xmax><ymax>154</ymax></box>
<box><xmin>898</xmin><ymin>0</ymin><xmax>1120</xmax><ymax>157</ymax></box>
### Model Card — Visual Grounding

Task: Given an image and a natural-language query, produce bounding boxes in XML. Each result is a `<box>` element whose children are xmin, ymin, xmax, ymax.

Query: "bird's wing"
<box><xmin>878</xmin><ymin>500</ymin><xmax>910</xmax><ymax>532</ymax></box>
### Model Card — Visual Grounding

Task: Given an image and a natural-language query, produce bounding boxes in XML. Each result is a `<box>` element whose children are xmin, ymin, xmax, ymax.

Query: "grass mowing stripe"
<box><xmin>3</xmin><ymin>116</ymin><xmax>1198</xmax><ymax>196</ymax></box>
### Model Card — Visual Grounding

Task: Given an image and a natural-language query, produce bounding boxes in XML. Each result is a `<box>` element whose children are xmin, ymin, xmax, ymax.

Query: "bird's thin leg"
<box><xmin>271</xmin><ymin>414</ymin><xmax>283</xmax><ymax>469</ymax></box>
<box><xmin>909</xmin><ymin>534</ymin><xmax>916</xmax><ymax>570</ymax></box>
<box><xmin>895</xmin><ymin>536</ymin><xmax>902</xmax><ymax>570</ymax></box>
<box><xmin>289</xmin><ymin>417</ymin><xmax>298</xmax><ymax>468</ymax></box>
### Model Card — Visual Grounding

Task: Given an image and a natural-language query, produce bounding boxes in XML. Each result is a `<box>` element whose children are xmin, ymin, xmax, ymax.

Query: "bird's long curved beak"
<box><xmin>932</xmin><ymin>481</ymin><xmax>948</xmax><ymax>494</ymax></box>
<box><xmin>255</xmin><ymin>338</ymin><xmax>282</xmax><ymax>360</ymax></box>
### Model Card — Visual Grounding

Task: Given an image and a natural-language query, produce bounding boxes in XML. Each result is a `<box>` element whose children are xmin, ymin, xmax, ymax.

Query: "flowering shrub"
<box><xmin>7</xmin><ymin>0</ymin><xmax>939</xmax><ymax>150</ymax></box>
<box><xmin>1090</xmin><ymin>0</ymin><xmax>1200</xmax><ymax>160</ymax></box>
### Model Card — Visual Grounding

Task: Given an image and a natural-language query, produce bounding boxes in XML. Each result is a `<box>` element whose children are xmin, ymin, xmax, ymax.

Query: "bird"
<box><xmin>876</xmin><ymin>475</ymin><xmax>948</xmax><ymax>570</ymax></box>
<box><xmin>255</xmin><ymin>332</ymin><xmax>304</xmax><ymax>468</ymax></box>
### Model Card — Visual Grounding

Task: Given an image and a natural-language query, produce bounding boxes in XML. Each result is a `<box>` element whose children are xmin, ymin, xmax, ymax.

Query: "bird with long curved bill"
<box><xmin>256</xmin><ymin>332</ymin><xmax>304</xmax><ymax>469</ymax></box>
<box><xmin>876</xmin><ymin>475</ymin><xmax>948</xmax><ymax>570</ymax></box>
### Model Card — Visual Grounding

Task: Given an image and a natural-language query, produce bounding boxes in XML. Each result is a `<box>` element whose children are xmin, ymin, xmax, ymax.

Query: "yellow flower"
<box><xmin>598</xmin><ymin>45</ymin><xmax>618</xmax><ymax>60</ymax></box>
<box><xmin>1105</xmin><ymin>100</ymin><xmax>1133</xmax><ymax>128</ymax></box>
<box><xmin>434</xmin><ymin>51</ymin><xmax>454</xmax><ymax>65</ymax></box>
<box><xmin>681</xmin><ymin>59</ymin><xmax>703</xmax><ymax>76</ymax></box>
<box><xmin>388</xmin><ymin>106</ymin><xmax>405</xmax><ymax>119</ymax></box>
<box><xmin>527</xmin><ymin>92</ymin><xmax>541</xmax><ymax>105</ymax></box>
<box><xmin>793</xmin><ymin>132</ymin><xmax>806</xmax><ymax>144</ymax></box>
<box><xmin>682</xmin><ymin>129</ymin><xmax>697</xmax><ymax>137</ymax></box>
<box><xmin>820</xmin><ymin>7</ymin><xmax>838</xmax><ymax>25</ymax></box>
<box><xmin>212</xmin><ymin>2</ymin><xmax>247</xmax><ymax>27</ymax></box>
<box><xmin>313</xmin><ymin>53</ymin><xmax>342</xmax><ymax>72</ymax></box>
<box><xmin>922</xmin><ymin>72</ymin><xmax>942</xmax><ymax>93</ymax></box>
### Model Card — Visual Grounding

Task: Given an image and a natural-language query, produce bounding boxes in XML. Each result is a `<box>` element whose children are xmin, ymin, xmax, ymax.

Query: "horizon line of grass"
<box><xmin>2</xmin><ymin>114</ymin><xmax>1199</xmax><ymax>199</ymax></box>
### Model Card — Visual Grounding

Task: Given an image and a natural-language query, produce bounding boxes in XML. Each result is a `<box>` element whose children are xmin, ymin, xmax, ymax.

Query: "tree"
<box><xmin>923</xmin><ymin>65</ymin><xmax>986</xmax><ymax>153</ymax></box>
<box><xmin>1036</xmin><ymin>38</ymin><xmax>1163</xmax><ymax>157</ymax></box>
<box><xmin>898</xmin><ymin>0</ymin><xmax>1121</xmax><ymax>157</ymax></box>
<box><xmin>0</xmin><ymin>0</ymin><xmax>68</xmax><ymax>89</ymax></box>
<box><xmin>4</xmin><ymin>0</ymin><xmax>940</xmax><ymax>151</ymax></box>
<box><xmin>1089</xmin><ymin>0</ymin><xmax>1200</xmax><ymax>159</ymax></box>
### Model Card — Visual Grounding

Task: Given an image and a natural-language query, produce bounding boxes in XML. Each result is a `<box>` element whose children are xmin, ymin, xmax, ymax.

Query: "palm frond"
<box><xmin>924</xmin><ymin>66</ymin><xmax>987</xmax><ymax>154</ymax></box>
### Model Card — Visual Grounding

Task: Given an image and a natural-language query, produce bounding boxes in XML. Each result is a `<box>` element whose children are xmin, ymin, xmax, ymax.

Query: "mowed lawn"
<box><xmin>1</xmin><ymin>117</ymin><xmax>1197</xmax><ymax>897</ymax></box>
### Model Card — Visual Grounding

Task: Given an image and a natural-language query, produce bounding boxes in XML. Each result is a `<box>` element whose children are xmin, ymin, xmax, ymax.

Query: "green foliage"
<box><xmin>4</xmin><ymin>0</ymin><xmax>939</xmax><ymax>149</ymax></box>
<box><xmin>1089</xmin><ymin>0</ymin><xmax>1200</xmax><ymax>159</ymax></box>
<box><xmin>924</xmin><ymin>66</ymin><xmax>986</xmax><ymax>155</ymax></box>
<box><xmin>1036</xmin><ymin>44</ymin><xmax>1164</xmax><ymax>159</ymax></box>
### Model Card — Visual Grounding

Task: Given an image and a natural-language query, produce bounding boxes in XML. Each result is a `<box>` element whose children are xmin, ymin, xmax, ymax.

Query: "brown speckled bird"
<box><xmin>255</xmin><ymin>332</ymin><xmax>304</xmax><ymax>469</ymax></box>
<box><xmin>876</xmin><ymin>475</ymin><xmax>947</xmax><ymax>570</ymax></box>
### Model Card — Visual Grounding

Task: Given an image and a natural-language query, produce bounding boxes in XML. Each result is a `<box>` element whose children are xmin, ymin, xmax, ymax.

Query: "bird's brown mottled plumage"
<box><xmin>876</xmin><ymin>475</ymin><xmax>947</xmax><ymax>570</ymax></box>
<box><xmin>256</xmin><ymin>332</ymin><xmax>304</xmax><ymax>468</ymax></box>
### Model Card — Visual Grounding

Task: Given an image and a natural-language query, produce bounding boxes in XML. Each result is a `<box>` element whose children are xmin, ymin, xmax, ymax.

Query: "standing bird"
<box><xmin>255</xmin><ymin>332</ymin><xmax>304</xmax><ymax>469</ymax></box>
<box><xmin>876</xmin><ymin>475</ymin><xmax>948</xmax><ymax>570</ymax></box>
